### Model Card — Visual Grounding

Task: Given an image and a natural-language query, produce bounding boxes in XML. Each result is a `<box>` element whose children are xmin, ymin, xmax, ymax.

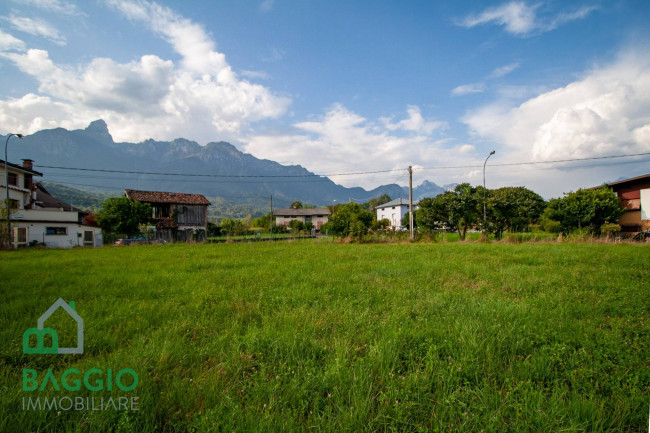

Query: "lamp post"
<box><xmin>483</xmin><ymin>150</ymin><xmax>495</xmax><ymax>232</ymax></box>
<box><xmin>5</xmin><ymin>133</ymin><xmax>24</xmax><ymax>250</ymax></box>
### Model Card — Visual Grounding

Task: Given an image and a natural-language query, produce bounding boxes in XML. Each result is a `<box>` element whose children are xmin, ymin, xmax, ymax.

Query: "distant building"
<box><xmin>125</xmin><ymin>189</ymin><xmax>210</xmax><ymax>242</ymax></box>
<box><xmin>273</xmin><ymin>208</ymin><xmax>331</xmax><ymax>230</ymax></box>
<box><xmin>591</xmin><ymin>174</ymin><xmax>650</xmax><ymax>232</ymax></box>
<box><xmin>375</xmin><ymin>198</ymin><xmax>419</xmax><ymax>229</ymax></box>
<box><xmin>1</xmin><ymin>158</ymin><xmax>102</xmax><ymax>248</ymax></box>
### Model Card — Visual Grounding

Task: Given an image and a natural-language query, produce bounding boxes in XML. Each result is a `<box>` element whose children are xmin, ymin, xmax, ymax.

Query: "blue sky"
<box><xmin>1</xmin><ymin>0</ymin><xmax>649</xmax><ymax>197</ymax></box>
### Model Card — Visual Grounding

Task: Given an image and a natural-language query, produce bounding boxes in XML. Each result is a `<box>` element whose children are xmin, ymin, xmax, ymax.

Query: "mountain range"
<box><xmin>5</xmin><ymin>120</ymin><xmax>455</xmax><ymax>216</ymax></box>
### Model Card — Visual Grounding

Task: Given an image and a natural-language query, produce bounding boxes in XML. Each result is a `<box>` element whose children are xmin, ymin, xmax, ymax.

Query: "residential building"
<box><xmin>591</xmin><ymin>174</ymin><xmax>650</xmax><ymax>232</ymax></box>
<box><xmin>1</xmin><ymin>159</ymin><xmax>102</xmax><ymax>248</ymax></box>
<box><xmin>375</xmin><ymin>198</ymin><xmax>419</xmax><ymax>229</ymax></box>
<box><xmin>273</xmin><ymin>208</ymin><xmax>331</xmax><ymax>230</ymax></box>
<box><xmin>125</xmin><ymin>189</ymin><xmax>210</xmax><ymax>242</ymax></box>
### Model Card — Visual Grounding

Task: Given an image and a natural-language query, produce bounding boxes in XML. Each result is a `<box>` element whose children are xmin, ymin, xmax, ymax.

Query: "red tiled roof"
<box><xmin>125</xmin><ymin>189</ymin><xmax>210</xmax><ymax>205</ymax></box>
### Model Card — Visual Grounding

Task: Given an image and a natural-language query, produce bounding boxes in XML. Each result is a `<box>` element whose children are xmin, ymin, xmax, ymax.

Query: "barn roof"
<box><xmin>125</xmin><ymin>189</ymin><xmax>210</xmax><ymax>205</ymax></box>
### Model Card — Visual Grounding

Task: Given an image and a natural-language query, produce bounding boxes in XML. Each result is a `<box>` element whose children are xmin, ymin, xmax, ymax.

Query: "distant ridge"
<box><xmin>6</xmin><ymin>121</ymin><xmax>450</xmax><ymax>210</ymax></box>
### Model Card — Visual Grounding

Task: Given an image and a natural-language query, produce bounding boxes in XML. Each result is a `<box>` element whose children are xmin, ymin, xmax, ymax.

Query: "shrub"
<box><xmin>600</xmin><ymin>223</ymin><xmax>621</xmax><ymax>238</ymax></box>
<box><xmin>540</xmin><ymin>218</ymin><xmax>562</xmax><ymax>233</ymax></box>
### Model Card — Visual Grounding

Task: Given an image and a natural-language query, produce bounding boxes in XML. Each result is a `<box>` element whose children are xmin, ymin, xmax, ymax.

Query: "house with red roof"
<box><xmin>125</xmin><ymin>189</ymin><xmax>210</xmax><ymax>242</ymax></box>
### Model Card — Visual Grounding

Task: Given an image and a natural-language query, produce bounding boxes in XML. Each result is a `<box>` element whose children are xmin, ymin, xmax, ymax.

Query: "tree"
<box><xmin>96</xmin><ymin>196</ymin><xmax>152</xmax><ymax>236</ymax></box>
<box><xmin>480</xmin><ymin>187</ymin><xmax>546</xmax><ymax>238</ymax></box>
<box><xmin>290</xmin><ymin>201</ymin><xmax>303</xmax><ymax>209</ymax></box>
<box><xmin>321</xmin><ymin>202</ymin><xmax>373</xmax><ymax>237</ymax></box>
<box><xmin>288</xmin><ymin>219</ymin><xmax>304</xmax><ymax>231</ymax></box>
<box><xmin>401</xmin><ymin>210</ymin><xmax>417</xmax><ymax>229</ymax></box>
<box><xmin>416</xmin><ymin>184</ymin><xmax>479</xmax><ymax>240</ymax></box>
<box><xmin>543</xmin><ymin>187</ymin><xmax>623</xmax><ymax>234</ymax></box>
<box><xmin>220</xmin><ymin>218</ymin><xmax>236</xmax><ymax>235</ymax></box>
<box><xmin>251</xmin><ymin>213</ymin><xmax>271</xmax><ymax>230</ymax></box>
<box><xmin>368</xmin><ymin>194</ymin><xmax>391</xmax><ymax>212</ymax></box>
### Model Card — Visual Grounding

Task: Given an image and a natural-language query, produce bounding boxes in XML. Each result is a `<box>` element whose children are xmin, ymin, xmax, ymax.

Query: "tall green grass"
<box><xmin>1</xmin><ymin>242</ymin><xmax>648</xmax><ymax>432</ymax></box>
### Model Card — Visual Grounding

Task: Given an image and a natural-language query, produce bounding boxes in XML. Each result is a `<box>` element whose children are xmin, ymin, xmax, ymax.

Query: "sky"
<box><xmin>1</xmin><ymin>0</ymin><xmax>649</xmax><ymax>198</ymax></box>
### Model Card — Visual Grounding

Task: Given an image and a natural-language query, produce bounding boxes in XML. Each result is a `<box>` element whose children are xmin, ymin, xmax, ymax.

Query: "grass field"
<box><xmin>1</xmin><ymin>241</ymin><xmax>648</xmax><ymax>432</ymax></box>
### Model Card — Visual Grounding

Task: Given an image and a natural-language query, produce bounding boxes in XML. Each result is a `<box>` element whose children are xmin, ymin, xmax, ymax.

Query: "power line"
<box><xmin>35</xmin><ymin>164</ymin><xmax>406</xmax><ymax>178</ymax></box>
<box><xmin>415</xmin><ymin>151</ymin><xmax>650</xmax><ymax>171</ymax></box>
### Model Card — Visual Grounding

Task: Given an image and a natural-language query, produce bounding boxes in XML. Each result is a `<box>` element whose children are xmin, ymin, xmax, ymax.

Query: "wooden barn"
<box><xmin>125</xmin><ymin>189</ymin><xmax>210</xmax><ymax>242</ymax></box>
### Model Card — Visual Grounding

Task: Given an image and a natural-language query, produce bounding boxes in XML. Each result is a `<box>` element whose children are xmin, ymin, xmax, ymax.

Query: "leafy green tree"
<box><xmin>543</xmin><ymin>187</ymin><xmax>623</xmax><ymax>234</ymax></box>
<box><xmin>251</xmin><ymin>213</ymin><xmax>271</xmax><ymax>230</ymax></box>
<box><xmin>288</xmin><ymin>219</ymin><xmax>304</xmax><ymax>231</ymax></box>
<box><xmin>220</xmin><ymin>218</ymin><xmax>236</xmax><ymax>235</ymax></box>
<box><xmin>322</xmin><ymin>202</ymin><xmax>373</xmax><ymax>237</ymax></box>
<box><xmin>416</xmin><ymin>183</ymin><xmax>478</xmax><ymax>240</ymax></box>
<box><xmin>372</xmin><ymin>218</ymin><xmax>391</xmax><ymax>230</ymax></box>
<box><xmin>368</xmin><ymin>194</ymin><xmax>391</xmax><ymax>212</ymax></box>
<box><xmin>96</xmin><ymin>196</ymin><xmax>152</xmax><ymax>236</ymax></box>
<box><xmin>481</xmin><ymin>187</ymin><xmax>546</xmax><ymax>238</ymax></box>
<box><xmin>290</xmin><ymin>201</ymin><xmax>303</xmax><ymax>209</ymax></box>
<box><xmin>304</xmin><ymin>221</ymin><xmax>314</xmax><ymax>232</ymax></box>
<box><xmin>401</xmin><ymin>210</ymin><xmax>417</xmax><ymax>229</ymax></box>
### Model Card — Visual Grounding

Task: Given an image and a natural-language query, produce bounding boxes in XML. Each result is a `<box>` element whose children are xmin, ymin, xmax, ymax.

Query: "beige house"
<box><xmin>591</xmin><ymin>173</ymin><xmax>650</xmax><ymax>232</ymax></box>
<box><xmin>273</xmin><ymin>208</ymin><xmax>331</xmax><ymax>230</ymax></box>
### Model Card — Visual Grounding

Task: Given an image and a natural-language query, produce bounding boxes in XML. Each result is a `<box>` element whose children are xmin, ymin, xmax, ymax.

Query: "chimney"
<box><xmin>22</xmin><ymin>159</ymin><xmax>34</xmax><ymax>170</ymax></box>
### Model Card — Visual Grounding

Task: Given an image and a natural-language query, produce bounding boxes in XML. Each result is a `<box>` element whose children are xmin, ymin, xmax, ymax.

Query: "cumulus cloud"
<box><xmin>243</xmin><ymin>104</ymin><xmax>462</xmax><ymax>188</ymax></box>
<box><xmin>381</xmin><ymin>106</ymin><xmax>446</xmax><ymax>135</ymax></box>
<box><xmin>0</xmin><ymin>0</ymin><xmax>290</xmax><ymax>142</ymax></box>
<box><xmin>458</xmin><ymin>2</ymin><xmax>596</xmax><ymax>36</ymax></box>
<box><xmin>463</xmin><ymin>51</ymin><xmax>650</xmax><ymax>162</ymax></box>
<box><xmin>451</xmin><ymin>83</ymin><xmax>485</xmax><ymax>96</ymax></box>
<box><xmin>4</xmin><ymin>15</ymin><xmax>66</xmax><ymax>46</ymax></box>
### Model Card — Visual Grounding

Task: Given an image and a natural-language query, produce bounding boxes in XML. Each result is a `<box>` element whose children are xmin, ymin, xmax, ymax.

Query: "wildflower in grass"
<box><xmin>537</xmin><ymin>409</ymin><xmax>543</xmax><ymax>413</ymax></box>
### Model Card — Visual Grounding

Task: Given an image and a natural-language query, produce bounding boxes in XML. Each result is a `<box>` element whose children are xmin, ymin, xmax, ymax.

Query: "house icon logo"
<box><xmin>22</xmin><ymin>298</ymin><xmax>84</xmax><ymax>355</ymax></box>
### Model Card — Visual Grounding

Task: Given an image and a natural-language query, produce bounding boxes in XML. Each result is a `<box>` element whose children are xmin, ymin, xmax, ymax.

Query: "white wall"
<box><xmin>13</xmin><ymin>222</ymin><xmax>103</xmax><ymax>248</ymax></box>
<box><xmin>641</xmin><ymin>188</ymin><xmax>650</xmax><ymax>221</ymax></box>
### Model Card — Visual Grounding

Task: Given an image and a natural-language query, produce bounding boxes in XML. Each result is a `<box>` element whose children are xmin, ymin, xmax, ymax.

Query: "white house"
<box><xmin>1</xmin><ymin>159</ymin><xmax>103</xmax><ymax>248</ymax></box>
<box><xmin>273</xmin><ymin>208</ymin><xmax>331</xmax><ymax>230</ymax></box>
<box><xmin>375</xmin><ymin>198</ymin><xmax>419</xmax><ymax>229</ymax></box>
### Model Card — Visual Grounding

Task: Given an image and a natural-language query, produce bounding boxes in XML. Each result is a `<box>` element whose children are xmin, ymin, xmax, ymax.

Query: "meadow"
<box><xmin>1</xmin><ymin>241</ymin><xmax>648</xmax><ymax>432</ymax></box>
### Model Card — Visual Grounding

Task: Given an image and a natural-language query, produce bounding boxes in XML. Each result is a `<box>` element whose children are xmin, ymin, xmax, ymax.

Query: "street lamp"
<box><xmin>483</xmin><ymin>150</ymin><xmax>495</xmax><ymax>232</ymax></box>
<box><xmin>5</xmin><ymin>133</ymin><xmax>24</xmax><ymax>249</ymax></box>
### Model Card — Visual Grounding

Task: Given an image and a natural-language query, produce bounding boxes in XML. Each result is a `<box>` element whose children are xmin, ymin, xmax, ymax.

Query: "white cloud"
<box><xmin>0</xmin><ymin>0</ymin><xmax>290</xmax><ymax>143</ymax></box>
<box><xmin>244</xmin><ymin>104</ymin><xmax>462</xmax><ymax>188</ymax></box>
<box><xmin>451</xmin><ymin>83</ymin><xmax>485</xmax><ymax>96</ymax></box>
<box><xmin>0</xmin><ymin>29</ymin><xmax>25</xmax><ymax>52</ymax></box>
<box><xmin>4</xmin><ymin>15</ymin><xmax>66</xmax><ymax>46</ymax></box>
<box><xmin>381</xmin><ymin>106</ymin><xmax>446</xmax><ymax>135</ymax></box>
<box><xmin>463</xmin><ymin>51</ymin><xmax>650</xmax><ymax>163</ymax></box>
<box><xmin>11</xmin><ymin>0</ymin><xmax>84</xmax><ymax>16</ymax></box>
<box><xmin>489</xmin><ymin>62</ymin><xmax>520</xmax><ymax>78</ymax></box>
<box><xmin>458</xmin><ymin>2</ymin><xmax>596</xmax><ymax>36</ymax></box>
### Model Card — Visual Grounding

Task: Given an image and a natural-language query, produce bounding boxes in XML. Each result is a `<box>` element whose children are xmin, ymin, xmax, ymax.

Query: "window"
<box><xmin>46</xmin><ymin>227</ymin><xmax>67</xmax><ymax>235</ymax></box>
<box><xmin>9</xmin><ymin>199</ymin><xmax>19</xmax><ymax>210</ymax></box>
<box><xmin>24</xmin><ymin>174</ymin><xmax>32</xmax><ymax>189</ymax></box>
<box><xmin>392</xmin><ymin>206</ymin><xmax>395</xmax><ymax>209</ymax></box>
<box><xmin>8</xmin><ymin>172</ymin><xmax>18</xmax><ymax>186</ymax></box>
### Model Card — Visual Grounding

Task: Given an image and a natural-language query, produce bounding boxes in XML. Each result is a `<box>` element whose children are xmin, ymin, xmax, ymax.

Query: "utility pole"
<box><xmin>483</xmin><ymin>150</ymin><xmax>495</xmax><ymax>234</ymax></box>
<box><xmin>269</xmin><ymin>194</ymin><xmax>273</xmax><ymax>239</ymax></box>
<box><xmin>408</xmin><ymin>165</ymin><xmax>414</xmax><ymax>241</ymax></box>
